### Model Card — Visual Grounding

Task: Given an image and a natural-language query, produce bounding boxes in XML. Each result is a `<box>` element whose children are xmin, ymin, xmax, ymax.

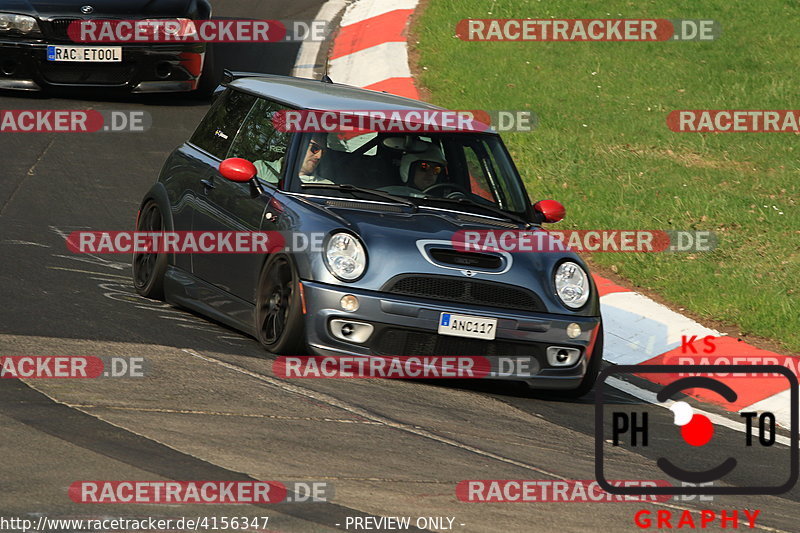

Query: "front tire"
<box><xmin>132</xmin><ymin>200</ymin><xmax>168</xmax><ymax>299</ymax></box>
<box><xmin>555</xmin><ymin>323</ymin><xmax>604</xmax><ymax>398</ymax></box>
<box><xmin>255</xmin><ymin>256</ymin><xmax>306</xmax><ymax>354</ymax></box>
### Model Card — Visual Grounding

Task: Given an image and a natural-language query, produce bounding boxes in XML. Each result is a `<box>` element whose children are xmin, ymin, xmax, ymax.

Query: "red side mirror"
<box><xmin>533</xmin><ymin>199</ymin><xmax>565</xmax><ymax>223</ymax></box>
<box><xmin>219</xmin><ymin>158</ymin><xmax>257</xmax><ymax>183</ymax></box>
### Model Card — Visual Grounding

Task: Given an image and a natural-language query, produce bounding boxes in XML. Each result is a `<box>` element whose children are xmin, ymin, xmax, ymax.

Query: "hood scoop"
<box><xmin>324</xmin><ymin>199</ymin><xmax>404</xmax><ymax>212</ymax></box>
<box><xmin>429</xmin><ymin>248</ymin><xmax>502</xmax><ymax>270</ymax></box>
<box><xmin>456</xmin><ymin>213</ymin><xmax>520</xmax><ymax>228</ymax></box>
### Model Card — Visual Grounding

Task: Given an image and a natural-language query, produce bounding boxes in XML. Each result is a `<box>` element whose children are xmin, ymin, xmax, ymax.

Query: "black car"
<box><xmin>0</xmin><ymin>0</ymin><xmax>213</xmax><ymax>93</ymax></box>
<box><xmin>134</xmin><ymin>73</ymin><xmax>604</xmax><ymax>396</ymax></box>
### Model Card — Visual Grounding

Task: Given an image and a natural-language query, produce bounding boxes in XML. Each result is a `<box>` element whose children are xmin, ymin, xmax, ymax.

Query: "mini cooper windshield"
<box><xmin>287</xmin><ymin>131</ymin><xmax>532</xmax><ymax>219</ymax></box>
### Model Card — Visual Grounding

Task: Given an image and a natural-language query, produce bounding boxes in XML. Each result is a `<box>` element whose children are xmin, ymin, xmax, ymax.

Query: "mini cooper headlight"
<box><xmin>324</xmin><ymin>232</ymin><xmax>367</xmax><ymax>281</ymax></box>
<box><xmin>554</xmin><ymin>261</ymin><xmax>590</xmax><ymax>309</ymax></box>
<box><xmin>0</xmin><ymin>13</ymin><xmax>41</xmax><ymax>34</ymax></box>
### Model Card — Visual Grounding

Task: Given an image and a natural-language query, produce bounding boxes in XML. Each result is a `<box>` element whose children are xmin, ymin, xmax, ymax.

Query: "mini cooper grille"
<box><xmin>374</xmin><ymin>328</ymin><xmax>543</xmax><ymax>357</ymax></box>
<box><xmin>382</xmin><ymin>275</ymin><xmax>545</xmax><ymax>312</ymax></box>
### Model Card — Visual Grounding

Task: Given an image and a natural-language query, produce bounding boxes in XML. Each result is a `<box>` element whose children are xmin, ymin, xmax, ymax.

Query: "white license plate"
<box><xmin>47</xmin><ymin>45</ymin><xmax>122</xmax><ymax>62</ymax></box>
<box><xmin>438</xmin><ymin>312</ymin><xmax>497</xmax><ymax>340</ymax></box>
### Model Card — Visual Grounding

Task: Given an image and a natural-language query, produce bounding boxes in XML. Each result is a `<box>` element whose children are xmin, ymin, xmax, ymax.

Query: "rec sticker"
<box><xmin>594</xmin><ymin>365</ymin><xmax>798</xmax><ymax>495</ymax></box>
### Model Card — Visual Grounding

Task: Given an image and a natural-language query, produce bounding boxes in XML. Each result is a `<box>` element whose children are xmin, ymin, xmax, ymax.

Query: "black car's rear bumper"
<box><xmin>0</xmin><ymin>39</ymin><xmax>205</xmax><ymax>92</ymax></box>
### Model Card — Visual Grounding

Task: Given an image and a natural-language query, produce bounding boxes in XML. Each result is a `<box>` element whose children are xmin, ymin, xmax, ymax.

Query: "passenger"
<box><xmin>399</xmin><ymin>144</ymin><xmax>447</xmax><ymax>192</ymax></box>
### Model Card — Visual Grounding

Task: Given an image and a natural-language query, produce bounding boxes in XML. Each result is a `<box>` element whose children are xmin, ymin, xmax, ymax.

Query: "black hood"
<box><xmin>1</xmin><ymin>0</ymin><xmax>195</xmax><ymax>18</ymax></box>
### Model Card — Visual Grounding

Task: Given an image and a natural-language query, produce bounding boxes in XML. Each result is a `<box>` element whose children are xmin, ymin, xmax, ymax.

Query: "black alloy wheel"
<box><xmin>132</xmin><ymin>200</ymin><xmax>168</xmax><ymax>299</ymax></box>
<box><xmin>255</xmin><ymin>256</ymin><xmax>306</xmax><ymax>354</ymax></box>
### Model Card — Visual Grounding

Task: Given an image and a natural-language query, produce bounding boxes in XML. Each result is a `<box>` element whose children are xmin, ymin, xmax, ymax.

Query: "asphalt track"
<box><xmin>1</xmin><ymin>1</ymin><xmax>799</xmax><ymax>531</ymax></box>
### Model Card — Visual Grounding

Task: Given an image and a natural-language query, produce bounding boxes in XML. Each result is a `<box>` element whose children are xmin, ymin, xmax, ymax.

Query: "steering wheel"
<box><xmin>422</xmin><ymin>183</ymin><xmax>470</xmax><ymax>198</ymax></box>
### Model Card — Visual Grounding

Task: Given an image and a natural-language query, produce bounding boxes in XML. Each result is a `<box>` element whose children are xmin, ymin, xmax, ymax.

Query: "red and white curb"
<box><xmin>597</xmin><ymin>281</ymin><xmax>796</xmax><ymax>426</ymax></box>
<box><xmin>320</xmin><ymin>0</ymin><xmax>798</xmax><ymax>430</ymax></box>
<box><xmin>328</xmin><ymin>0</ymin><xmax>420</xmax><ymax>99</ymax></box>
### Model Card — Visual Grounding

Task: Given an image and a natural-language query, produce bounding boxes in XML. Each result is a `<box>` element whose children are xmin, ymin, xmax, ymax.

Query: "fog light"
<box><xmin>566</xmin><ymin>323</ymin><xmax>582</xmax><ymax>339</ymax></box>
<box><xmin>340</xmin><ymin>294</ymin><xmax>359</xmax><ymax>312</ymax></box>
<box><xmin>546</xmin><ymin>346</ymin><xmax>581</xmax><ymax>367</ymax></box>
<box><xmin>330</xmin><ymin>319</ymin><xmax>373</xmax><ymax>343</ymax></box>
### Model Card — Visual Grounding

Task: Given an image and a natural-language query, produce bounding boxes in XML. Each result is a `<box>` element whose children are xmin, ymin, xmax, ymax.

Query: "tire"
<box><xmin>255</xmin><ymin>255</ymin><xmax>306</xmax><ymax>354</ymax></box>
<box><xmin>132</xmin><ymin>200</ymin><xmax>168</xmax><ymax>299</ymax></box>
<box><xmin>554</xmin><ymin>323</ymin><xmax>604</xmax><ymax>398</ymax></box>
<box><xmin>192</xmin><ymin>43</ymin><xmax>218</xmax><ymax>98</ymax></box>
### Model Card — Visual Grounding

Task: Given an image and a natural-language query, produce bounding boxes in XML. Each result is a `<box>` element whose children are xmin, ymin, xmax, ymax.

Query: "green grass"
<box><xmin>415</xmin><ymin>0</ymin><xmax>800</xmax><ymax>352</ymax></box>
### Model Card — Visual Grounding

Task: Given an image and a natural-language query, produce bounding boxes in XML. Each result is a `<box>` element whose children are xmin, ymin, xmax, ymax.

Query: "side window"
<box><xmin>189</xmin><ymin>89</ymin><xmax>257</xmax><ymax>159</ymax></box>
<box><xmin>484</xmin><ymin>140</ymin><xmax>527</xmax><ymax>212</ymax></box>
<box><xmin>464</xmin><ymin>146</ymin><xmax>498</xmax><ymax>203</ymax></box>
<box><xmin>227</xmin><ymin>98</ymin><xmax>293</xmax><ymax>185</ymax></box>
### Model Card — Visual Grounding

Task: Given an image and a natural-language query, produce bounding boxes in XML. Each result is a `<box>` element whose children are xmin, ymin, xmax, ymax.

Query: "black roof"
<box><xmin>229</xmin><ymin>74</ymin><xmax>446</xmax><ymax>112</ymax></box>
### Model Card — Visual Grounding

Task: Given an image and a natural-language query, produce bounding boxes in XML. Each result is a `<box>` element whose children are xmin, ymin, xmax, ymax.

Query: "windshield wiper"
<box><xmin>415</xmin><ymin>196</ymin><xmax>530</xmax><ymax>226</ymax></box>
<box><xmin>300</xmin><ymin>183</ymin><xmax>417</xmax><ymax>211</ymax></box>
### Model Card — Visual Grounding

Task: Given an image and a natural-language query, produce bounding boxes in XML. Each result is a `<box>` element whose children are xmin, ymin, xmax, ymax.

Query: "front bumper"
<box><xmin>302</xmin><ymin>280</ymin><xmax>602</xmax><ymax>390</ymax></box>
<box><xmin>0</xmin><ymin>39</ymin><xmax>204</xmax><ymax>92</ymax></box>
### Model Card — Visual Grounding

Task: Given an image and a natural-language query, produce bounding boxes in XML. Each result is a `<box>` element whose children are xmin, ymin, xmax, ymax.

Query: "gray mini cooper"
<box><xmin>134</xmin><ymin>72</ymin><xmax>603</xmax><ymax>396</ymax></box>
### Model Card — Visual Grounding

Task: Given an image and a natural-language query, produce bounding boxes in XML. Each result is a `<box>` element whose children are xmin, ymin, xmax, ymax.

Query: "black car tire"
<box><xmin>255</xmin><ymin>255</ymin><xmax>306</xmax><ymax>354</ymax></box>
<box><xmin>193</xmin><ymin>44</ymin><xmax>219</xmax><ymax>98</ymax></box>
<box><xmin>554</xmin><ymin>323</ymin><xmax>604</xmax><ymax>398</ymax></box>
<box><xmin>132</xmin><ymin>200</ymin><xmax>168</xmax><ymax>299</ymax></box>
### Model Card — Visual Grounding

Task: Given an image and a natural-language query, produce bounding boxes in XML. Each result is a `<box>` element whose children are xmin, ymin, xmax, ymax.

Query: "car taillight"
<box><xmin>179</xmin><ymin>52</ymin><xmax>203</xmax><ymax>77</ymax></box>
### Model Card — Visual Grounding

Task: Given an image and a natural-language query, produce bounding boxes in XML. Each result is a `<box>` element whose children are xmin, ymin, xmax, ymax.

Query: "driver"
<box><xmin>298</xmin><ymin>133</ymin><xmax>329</xmax><ymax>182</ymax></box>
<box><xmin>399</xmin><ymin>144</ymin><xmax>447</xmax><ymax>191</ymax></box>
<box><xmin>253</xmin><ymin>133</ymin><xmax>332</xmax><ymax>185</ymax></box>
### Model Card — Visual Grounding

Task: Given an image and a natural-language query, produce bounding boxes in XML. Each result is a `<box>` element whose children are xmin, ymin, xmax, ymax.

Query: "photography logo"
<box><xmin>595</xmin><ymin>365</ymin><xmax>798</xmax><ymax>495</ymax></box>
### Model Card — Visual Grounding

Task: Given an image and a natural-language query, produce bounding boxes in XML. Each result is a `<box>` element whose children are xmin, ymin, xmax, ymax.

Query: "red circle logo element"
<box><xmin>681</xmin><ymin>414</ymin><xmax>714</xmax><ymax>446</ymax></box>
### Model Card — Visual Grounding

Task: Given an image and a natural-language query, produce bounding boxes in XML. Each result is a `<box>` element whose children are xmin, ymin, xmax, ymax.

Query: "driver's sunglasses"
<box><xmin>309</xmin><ymin>141</ymin><xmax>325</xmax><ymax>154</ymax></box>
<box><xmin>418</xmin><ymin>161</ymin><xmax>443</xmax><ymax>174</ymax></box>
